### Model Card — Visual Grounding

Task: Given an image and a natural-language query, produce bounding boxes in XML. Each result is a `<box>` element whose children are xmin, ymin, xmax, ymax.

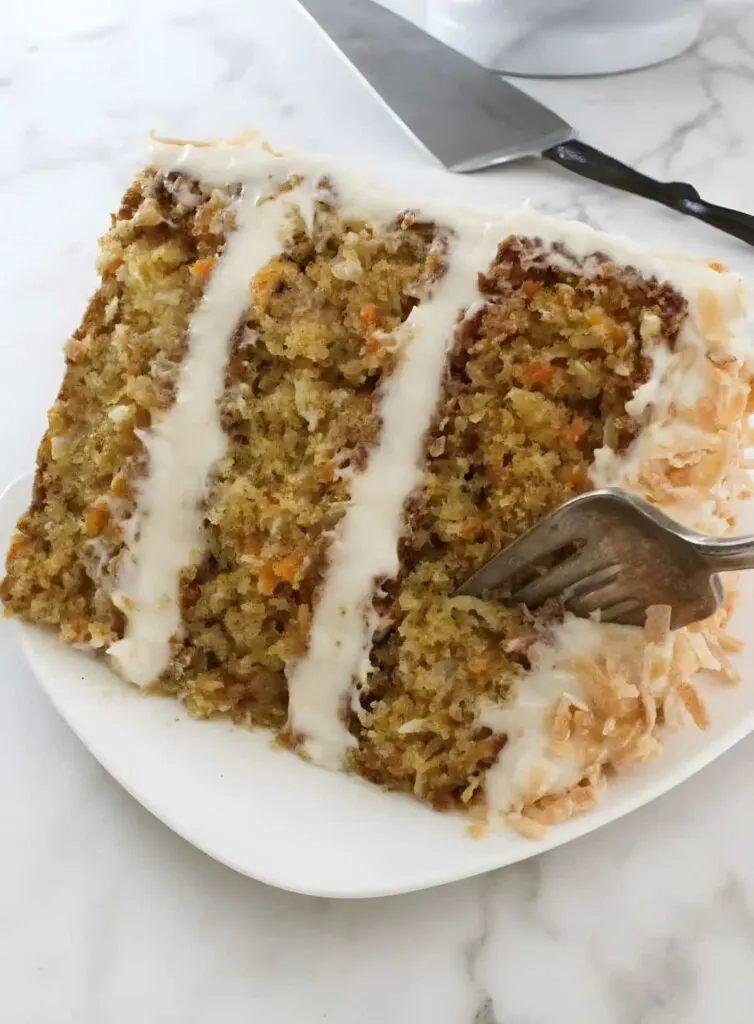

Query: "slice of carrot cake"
<box><xmin>3</xmin><ymin>139</ymin><xmax>752</xmax><ymax>832</ymax></box>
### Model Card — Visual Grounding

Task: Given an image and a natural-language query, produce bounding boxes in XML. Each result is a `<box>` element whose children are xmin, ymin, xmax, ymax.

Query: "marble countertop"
<box><xmin>3</xmin><ymin>1</ymin><xmax>754</xmax><ymax>1021</ymax></box>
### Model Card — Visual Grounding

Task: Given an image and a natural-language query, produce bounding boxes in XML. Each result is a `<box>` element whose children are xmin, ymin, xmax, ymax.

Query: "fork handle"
<box><xmin>696</xmin><ymin>534</ymin><xmax>754</xmax><ymax>572</ymax></box>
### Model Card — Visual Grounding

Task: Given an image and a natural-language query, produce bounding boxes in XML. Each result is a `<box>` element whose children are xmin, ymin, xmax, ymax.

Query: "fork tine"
<box><xmin>561</xmin><ymin>563</ymin><xmax>622</xmax><ymax>601</ymax></box>
<box><xmin>619</xmin><ymin>608</ymin><xmax>648</xmax><ymax>628</ymax></box>
<box><xmin>567</xmin><ymin>579</ymin><xmax>631</xmax><ymax>618</ymax></box>
<box><xmin>599</xmin><ymin>598</ymin><xmax>643</xmax><ymax>624</ymax></box>
<box><xmin>456</xmin><ymin>505</ymin><xmax>590</xmax><ymax>597</ymax></box>
<box><xmin>513</xmin><ymin>552</ymin><xmax>616</xmax><ymax>607</ymax></box>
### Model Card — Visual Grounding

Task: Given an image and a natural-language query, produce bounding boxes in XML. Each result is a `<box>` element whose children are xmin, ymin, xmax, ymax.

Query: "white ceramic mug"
<box><xmin>425</xmin><ymin>0</ymin><xmax>706</xmax><ymax>76</ymax></box>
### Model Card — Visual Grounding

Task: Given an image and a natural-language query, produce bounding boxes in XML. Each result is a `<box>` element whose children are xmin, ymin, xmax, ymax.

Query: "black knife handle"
<box><xmin>544</xmin><ymin>139</ymin><xmax>754</xmax><ymax>247</ymax></box>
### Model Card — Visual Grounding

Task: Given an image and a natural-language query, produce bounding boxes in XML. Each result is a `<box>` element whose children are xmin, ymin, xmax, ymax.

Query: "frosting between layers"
<box><xmin>109</xmin><ymin>173</ymin><xmax>313</xmax><ymax>686</ymax></box>
<box><xmin>286</xmin><ymin>225</ymin><xmax>504</xmax><ymax>769</ymax></box>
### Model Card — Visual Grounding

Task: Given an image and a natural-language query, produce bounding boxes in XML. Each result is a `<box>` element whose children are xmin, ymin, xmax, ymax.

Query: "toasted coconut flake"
<box><xmin>671</xmin><ymin>631</ymin><xmax>702</xmax><ymax>682</ymax></box>
<box><xmin>526</xmin><ymin>774</ymin><xmax>604</xmax><ymax>828</ymax></box>
<box><xmin>703</xmin><ymin>633</ymin><xmax>741</xmax><ymax>683</ymax></box>
<box><xmin>149</xmin><ymin>130</ymin><xmax>218</xmax><ymax>148</ymax></box>
<box><xmin>717</xmin><ymin>632</ymin><xmax>744</xmax><ymax>654</ymax></box>
<box><xmin>524</xmin><ymin>765</ymin><xmax>550</xmax><ymax>803</ymax></box>
<box><xmin>549</xmin><ymin>696</ymin><xmax>573</xmax><ymax>746</ymax></box>
<box><xmin>644</xmin><ymin>604</ymin><xmax>672</xmax><ymax>645</ymax></box>
<box><xmin>698</xmin><ymin>288</ymin><xmax>732</xmax><ymax>345</ymax></box>
<box><xmin>638</xmin><ymin>681</ymin><xmax>658</xmax><ymax>736</ymax></box>
<box><xmin>149</xmin><ymin>128</ymin><xmax>264</xmax><ymax>149</ymax></box>
<box><xmin>506</xmin><ymin>811</ymin><xmax>547</xmax><ymax>840</ymax></box>
<box><xmin>685</xmin><ymin>631</ymin><xmax>722</xmax><ymax>672</ymax></box>
<box><xmin>677</xmin><ymin>682</ymin><xmax>710</xmax><ymax>729</ymax></box>
<box><xmin>526</xmin><ymin>796</ymin><xmax>573</xmax><ymax>827</ymax></box>
<box><xmin>662</xmin><ymin>688</ymin><xmax>687</xmax><ymax>730</ymax></box>
<box><xmin>569</xmin><ymin>783</ymin><xmax>601</xmax><ymax>814</ymax></box>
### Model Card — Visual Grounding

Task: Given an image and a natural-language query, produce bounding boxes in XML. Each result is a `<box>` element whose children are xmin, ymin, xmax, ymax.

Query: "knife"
<box><xmin>297</xmin><ymin>0</ymin><xmax>754</xmax><ymax>246</ymax></box>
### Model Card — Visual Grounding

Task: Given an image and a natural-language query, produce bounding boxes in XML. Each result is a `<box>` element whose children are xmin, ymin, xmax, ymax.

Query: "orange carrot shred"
<box><xmin>193</xmin><ymin>257</ymin><xmax>217</xmax><ymax>281</ymax></box>
<box><xmin>273</xmin><ymin>553</ymin><xmax>302</xmax><ymax>584</ymax></box>
<box><xmin>522</xmin><ymin>280</ymin><xmax>540</xmax><ymax>299</ymax></box>
<box><xmin>360</xmin><ymin>304</ymin><xmax>380</xmax><ymax>328</ymax></box>
<box><xmin>258</xmin><ymin>563</ymin><xmax>278</xmax><ymax>596</ymax></box>
<box><xmin>563</xmin><ymin>465</ymin><xmax>587</xmax><ymax>488</ymax></box>
<box><xmin>524</xmin><ymin>362</ymin><xmax>553</xmax><ymax>385</ymax></box>
<box><xmin>566</xmin><ymin>421</ymin><xmax>587</xmax><ymax>445</ymax></box>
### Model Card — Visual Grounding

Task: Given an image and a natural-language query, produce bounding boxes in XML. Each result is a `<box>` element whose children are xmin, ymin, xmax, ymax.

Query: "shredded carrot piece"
<box><xmin>273</xmin><ymin>553</ymin><xmax>303</xmax><ymax>584</ymax></box>
<box><xmin>321</xmin><ymin>461</ymin><xmax>336</xmax><ymax>483</ymax></box>
<box><xmin>6</xmin><ymin>539</ymin><xmax>22</xmax><ymax>561</ymax></box>
<box><xmin>360</xmin><ymin>303</ymin><xmax>380</xmax><ymax>329</ymax></box>
<box><xmin>566</xmin><ymin>421</ymin><xmax>587</xmax><ymax>445</ymax></box>
<box><xmin>521</xmin><ymin>280</ymin><xmax>540</xmax><ymax>299</ymax></box>
<box><xmin>259</xmin><ymin>553</ymin><xmax>304</xmax><ymax>595</ymax></box>
<box><xmin>563</xmin><ymin>465</ymin><xmax>587</xmax><ymax>488</ymax></box>
<box><xmin>192</xmin><ymin>257</ymin><xmax>217</xmax><ymax>281</ymax></box>
<box><xmin>365</xmin><ymin>334</ymin><xmax>381</xmax><ymax>355</ymax></box>
<box><xmin>84</xmin><ymin>506</ymin><xmax>109</xmax><ymax>538</ymax></box>
<box><xmin>258</xmin><ymin>563</ymin><xmax>279</xmax><ymax>596</ymax></box>
<box><xmin>524</xmin><ymin>362</ymin><xmax>553</xmax><ymax>385</ymax></box>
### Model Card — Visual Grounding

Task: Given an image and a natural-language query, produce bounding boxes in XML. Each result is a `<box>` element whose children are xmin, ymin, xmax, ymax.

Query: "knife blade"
<box><xmin>298</xmin><ymin>0</ymin><xmax>574</xmax><ymax>172</ymax></box>
<box><xmin>297</xmin><ymin>0</ymin><xmax>754</xmax><ymax>246</ymax></box>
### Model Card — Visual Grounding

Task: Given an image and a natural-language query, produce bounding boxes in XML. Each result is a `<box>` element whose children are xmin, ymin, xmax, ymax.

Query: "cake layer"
<box><xmin>2</xmin><ymin>168</ymin><xmax>239</xmax><ymax>647</ymax></box>
<box><xmin>3</xmin><ymin>139</ymin><xmax>752</xmax><ymax>832</ymax></box>
<box><xmin>353</xmin><ymin>237</ymin><xmax>689</xmax><ymax>808</ymax></box>
<box><xmin>160</xmin><ymin>180</ymin><xmax>442</xmax><ymax>730</ymax></box>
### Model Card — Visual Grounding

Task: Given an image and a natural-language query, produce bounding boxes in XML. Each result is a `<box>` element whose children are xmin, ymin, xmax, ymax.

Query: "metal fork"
<box><xmin>457</xmin><ymin>487</ymin><xmax>754</xmax><ymax>630</ymax></box>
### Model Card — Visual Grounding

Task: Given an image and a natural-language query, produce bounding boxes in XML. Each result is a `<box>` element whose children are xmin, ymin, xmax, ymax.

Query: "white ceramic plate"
<box><xmin>3</xmin><ymin>473</ymin><xmax>754</xmax><ymax>897</ymax></box>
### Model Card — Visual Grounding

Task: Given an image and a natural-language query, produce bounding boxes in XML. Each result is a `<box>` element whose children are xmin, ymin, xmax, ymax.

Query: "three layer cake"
<box><xmin>3</xmin><ymin>140</ymin><xmax>752</xmax><ymax>833</ymax></box>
